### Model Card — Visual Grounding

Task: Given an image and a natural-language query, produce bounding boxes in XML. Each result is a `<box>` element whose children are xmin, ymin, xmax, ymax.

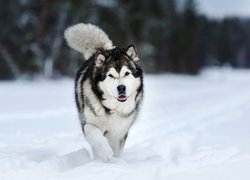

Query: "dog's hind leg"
<box><xmin>84</xmin><ymin>124</ymin><xmax>114</xmax><ymax>162</ymax></box>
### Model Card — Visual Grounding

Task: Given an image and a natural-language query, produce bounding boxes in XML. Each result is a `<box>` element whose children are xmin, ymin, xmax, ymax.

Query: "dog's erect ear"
<box><xmin>95</xmin><ymin>53</ymin><xmax>106</xmax><ymax>67</ymax></box>
<box><xmin>126</xmin><ymin>44</ymin><xmax>139</xmax><ymax>61</ymax></box>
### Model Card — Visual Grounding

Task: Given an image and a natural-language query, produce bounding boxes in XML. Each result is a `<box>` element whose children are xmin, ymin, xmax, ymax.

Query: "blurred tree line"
<box><xmin>1</xmin><ymin>0</ymin><xmax>250</xmax><ymax>79</ymax></box>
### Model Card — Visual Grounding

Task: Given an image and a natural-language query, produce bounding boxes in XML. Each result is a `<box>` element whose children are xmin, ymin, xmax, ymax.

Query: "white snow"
<box><xmin>0</xmin><ymin>68</ymin><xmax>250</xmax><ymax>180</ymax></box>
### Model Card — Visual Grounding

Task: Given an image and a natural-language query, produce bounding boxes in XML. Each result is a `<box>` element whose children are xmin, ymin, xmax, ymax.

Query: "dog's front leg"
<box><xmin>106</xmin><ymin>132</ymin><xmax>128</xmax><ymax>157</ymax></box>
<box><xmin>84</xmin><ymin>124</ymin><xmax>114</xmax><ymax>162</ymax></box>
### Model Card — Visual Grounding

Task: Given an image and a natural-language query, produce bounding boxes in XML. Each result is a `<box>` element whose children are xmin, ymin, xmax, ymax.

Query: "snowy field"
<box><xmin>0</xmin><ymin>68</ymin><xmax>250</xmax><ymax>180</ymax></box>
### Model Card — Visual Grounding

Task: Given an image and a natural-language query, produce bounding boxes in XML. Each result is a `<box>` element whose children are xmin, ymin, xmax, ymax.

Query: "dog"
<box><xmin>64</xmin><ymin>23</ymin><xmax>143</xmax><ymax>161</ymax></box>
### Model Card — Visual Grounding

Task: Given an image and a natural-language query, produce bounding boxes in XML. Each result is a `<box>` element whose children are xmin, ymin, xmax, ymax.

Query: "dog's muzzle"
<box><xmin>116</xmin><ymin>85</ymin><xmax>128</xmax><ymax>102</ymax></box>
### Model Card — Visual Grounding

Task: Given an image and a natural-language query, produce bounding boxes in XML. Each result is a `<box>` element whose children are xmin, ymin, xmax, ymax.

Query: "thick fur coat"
<box><xmin>64</xmin><ymin>23</ymin><xmax>143</xmax><ymax>161</ymax></box>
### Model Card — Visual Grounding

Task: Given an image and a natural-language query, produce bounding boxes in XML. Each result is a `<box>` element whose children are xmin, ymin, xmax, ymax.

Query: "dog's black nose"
<box><xmin>117</xmin><ymin>85</ymin><xmax>126</xmax><ymax>94</ymax></box>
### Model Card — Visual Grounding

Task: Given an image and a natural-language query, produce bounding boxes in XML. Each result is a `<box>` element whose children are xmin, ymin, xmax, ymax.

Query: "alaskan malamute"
<box><xmin>64</xmin><ymin>23</ymin><xmax>143</xmax><ymax>161</ymax></box>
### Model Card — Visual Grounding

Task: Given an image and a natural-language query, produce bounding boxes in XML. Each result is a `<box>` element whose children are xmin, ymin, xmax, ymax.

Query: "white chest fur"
<box><xmin>84</xmin><ymin>100</ymin><xmax>136</xmax><ymax>135</ymax></box>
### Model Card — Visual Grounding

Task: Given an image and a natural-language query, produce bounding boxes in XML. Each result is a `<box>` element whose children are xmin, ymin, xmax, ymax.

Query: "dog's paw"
<box><xmin>93</xmin><ymin>144</ymin><xmax>114</xmax><ymax>162</ymax></box>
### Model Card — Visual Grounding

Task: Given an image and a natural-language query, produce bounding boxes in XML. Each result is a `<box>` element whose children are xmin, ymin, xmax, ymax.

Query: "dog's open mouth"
<box><xmin>116</xmin><ymin>95</ymin><xmax>128</xmax><ymax>102</ymax></box>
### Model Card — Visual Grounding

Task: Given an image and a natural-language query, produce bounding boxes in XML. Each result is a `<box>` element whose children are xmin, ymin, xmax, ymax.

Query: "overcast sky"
<box><xmin>196</xmin><ymin>0</ymin><xmax>250</xmax><ymax>18</ymax></box>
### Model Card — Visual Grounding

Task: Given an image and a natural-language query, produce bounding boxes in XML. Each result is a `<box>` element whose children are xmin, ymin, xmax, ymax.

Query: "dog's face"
<box><xmin>101</xmin><ymin>65</ymin><xmax>135</xmax><ymax>102</ymax></box>
<box><xmin>93</xmin><ymin>45</ymin><xmax>141</xmax><ymax>103</ymax></box>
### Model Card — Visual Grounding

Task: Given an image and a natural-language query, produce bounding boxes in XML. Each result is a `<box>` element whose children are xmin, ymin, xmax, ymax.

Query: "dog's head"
<box><xmin>92</xmin><ymin>45</ymin><xmax>142</xmax><ymax>103</ymax></box>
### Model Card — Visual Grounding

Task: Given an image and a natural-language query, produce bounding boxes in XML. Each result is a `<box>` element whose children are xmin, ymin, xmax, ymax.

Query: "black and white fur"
<box><xmin>64</xmin><ymin>23</ymin><xmax>143</xmax><ymax>161</ymax></box>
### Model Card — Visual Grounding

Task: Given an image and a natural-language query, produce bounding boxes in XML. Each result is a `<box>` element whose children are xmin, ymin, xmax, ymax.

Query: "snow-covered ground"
<box><xmin>0</xmin><ymin>68</ymin><xmax>250</xmax><ymax>180</ymax></box>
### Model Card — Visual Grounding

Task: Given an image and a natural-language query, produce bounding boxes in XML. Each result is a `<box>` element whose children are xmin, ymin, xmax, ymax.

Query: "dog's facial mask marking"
<box><xmin>99</xmin><ymin>66</ymin><xmax>137</xmax><ymax>103</ymax></box>
<box><xmin>96</xmin><ymin>45</ymin><xmax>140</xmax><ymax>103</ymax></box>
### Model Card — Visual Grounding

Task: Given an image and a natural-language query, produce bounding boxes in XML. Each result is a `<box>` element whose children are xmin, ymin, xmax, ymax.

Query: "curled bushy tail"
<box><xmin>64</xmin><ymin>23</ymin><xmax>114</xmax><ymax>60</ymax></box>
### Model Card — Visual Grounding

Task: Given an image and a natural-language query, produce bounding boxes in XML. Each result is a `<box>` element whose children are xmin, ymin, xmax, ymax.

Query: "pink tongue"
<box><xmin>118</xmin><ymin>95</ymin><xmax>127</xmax><ymax>99</ymax></box>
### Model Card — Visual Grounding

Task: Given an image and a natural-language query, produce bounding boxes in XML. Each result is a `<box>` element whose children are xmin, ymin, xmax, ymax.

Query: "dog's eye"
<box><xmin>108</xmin><ymin>74</ymin><xmax>114</xmax><ymax>78</ymax></box>
<box><xmin>125</xmin><ymin>72</ymin><xmax>130</xmax><ymax>76</ymax></box>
